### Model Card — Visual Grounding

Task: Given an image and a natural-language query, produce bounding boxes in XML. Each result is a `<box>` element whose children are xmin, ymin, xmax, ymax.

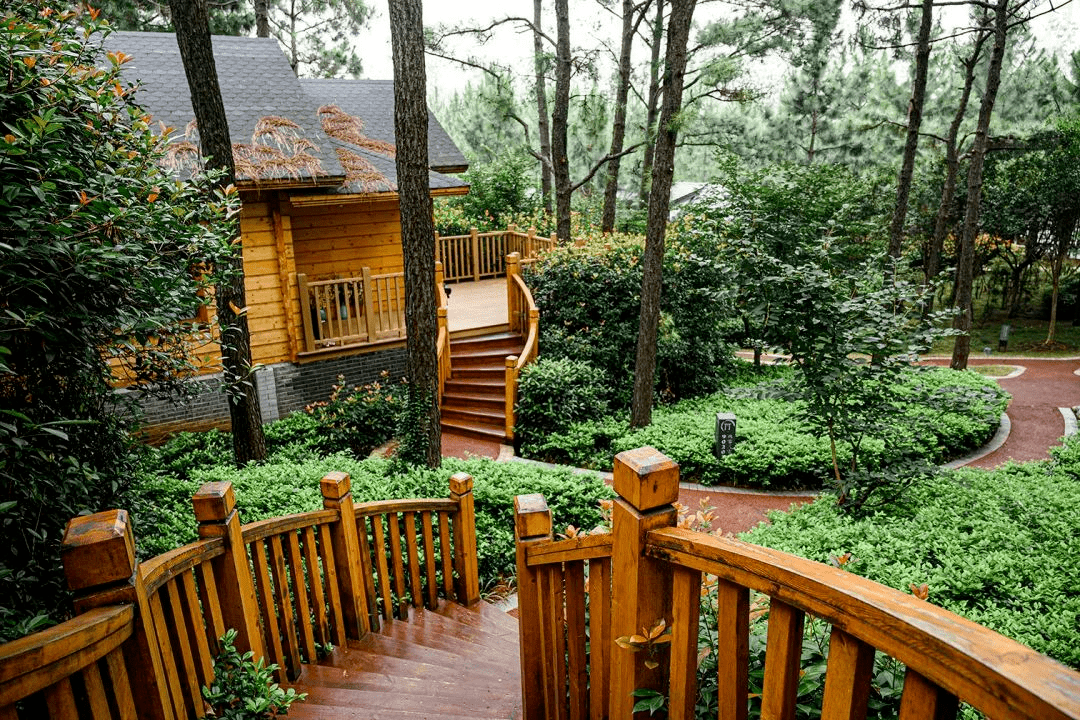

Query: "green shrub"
<box><xmin>524</xmin><ymin>233</ymin><xmax>735</xmax><ymax>406</ymax></box>
<box><xmin>515</xmin><ymin>358</ymin><xmax>610</xmax><ymax>454</ymax></box>
<box><xmin>304</xmin><ymin>372</ymin><xmax>405</xmax><ymax>457</ymax></box>
<box><xmin>742</xmin><ymin>457</ymin><xmax>1080</xmax><ymax>670</ymax></box>
<box><xmin>201</xmin><ymin>629</ymin><xmax>306</xmax><ymax>719</ymax></box>
<box><xmin>131</xmin><ymin>455</ymin><xmax>614</xmax><ymax>591</ymax></box>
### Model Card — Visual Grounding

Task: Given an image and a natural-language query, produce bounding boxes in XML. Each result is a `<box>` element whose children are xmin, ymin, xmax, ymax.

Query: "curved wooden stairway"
<box><xmin>288</xmin><ymin>601</ymin><xmax>522</xmax><ymax>720</ymax></box>
<box><xmin>441</xmin><ymin>331</ymin><xmax>525</xmax><ymax>442</ymax></box>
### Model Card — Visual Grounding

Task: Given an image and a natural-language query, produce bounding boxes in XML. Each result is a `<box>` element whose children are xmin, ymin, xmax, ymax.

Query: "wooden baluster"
<box><xmin>316</xmin><ymin>524</ymin><xmax>348</xmax><ymax>647</ymax></box>
<box><xmin>162</xmin><ymin>580</ymin><xmax>202</xmax><ymax>714</ymax></box>
<box><xmin>450</xmin><ymin>473</ymin><xmax>480</xmax><ymax>604</ymax></box>
<box><xmin>192</xmin><ymin>482</ymin><xmax>266</xmax><ymax>661</ymax></box>
<box><xmin>62</xmin><ymin>509</ymin><xmax>173</xmax><ymax>720</ymax></box>
<box><xmin>104</xmin><ymin>648</ymin><xmax>138</xmax><ymax>720</ymax></box>
<box><xmin>527</xmin><ymin>226</ymin><xmax>537</xmax><ymax>260</ymax></box>
<box><xmin>302</xmin><ymin>526</ymin><xmax>331</xmax><ymax>645</ymax></box>
<box><xmin>471</xmin><ymin>227</ymin><xmax>481</xmax><ymax>281</ymax></box>
<box><xmin>388</xmin><ymin>513</ymin><xmax>408</xmax><ymax>620</ymax></box>
<box><xmin>566</xmin><ymin>560</ymin><xmax>589</xmax><ymax>720</ymax></box>
<box><xmin>761</xmin><ymin>599</ymin><xmax>805</xmax><ymax>720</ymax></box>
<box><xmin>354</xmin><ymin>516</ymin><xmax>381</xmax><ymax>630</ymax></box>
<box><xmin>421</xmin><ymin>512</ymin><xmax>439</xmax><ymax>609</ymax></box>
<box><xmin>286</xmin><ymin>532</ymin><xmax>317</xmax><ymax>664</ymax></box>
<box><xmin>268</xmin><ymin>535</ymin><xmax>302</xmax><ymax>679</ymax></box>
<box><xmin>716</xmin><ymin>579</ymin><xmax>750</xmax><ymax>720</ymax></box>
<box><xmin>404</xmin><ymin>512</ymin><xmax>424</xmax><ymax>610</ymax></box>
<box><xmin>514</xmin><ymin>493</ymin><xmax>554</xmax><ymax>720</ymax></box>
<box><xmin>43</xmin><ymin>677</ymin><xmax>77</xmax><ymax>718</ymax></box>
<box><xmin>668</xmin><ymin>566</ymin><xmax>702</xmax><ymax>720</ymax></box>
<box><xmin>362</xmin><ymin>267</ymin><xmax>377</xmax><ymax>340</ymax></box>
<box><xmin>297</xmin><ymin>273</ymin><xmax>315</xmax><ymax>351</ymax></box>
<box><xmin>371</xmin><ymin>514</ymin><xmax>394</xmax><ymax>620</ymax></box>
<box><xmin>81</xmin><ymin>660</ymin><xmax>112</xmax><ymax>720</ymax></box>
<box><xmin>195</xmin><ymin>562</ymin><xmax>226</xmax><ymax>655</ymax></box>
<box><xmin>438</xmin><ymin>512</ymin><xmax>454</xmax><ymax>601</ymax></box>
<box><xmin>588</xmin><ymin>557</ymin><xmax>611</xmax><ymax>720</ymax></box>
<box><xmin>898</xmin><ymin>668</ymin><xmax>959</xmax><ymax>720</ymax></box>
<box><xmin>320</xmin><ymin>472</ymin><xmax>370</xmax><ymax>639</ymax></box>
<box><xmin>609</xmin><ymin>447</ymin><xmax>679</xmax><ymax>719</ymax></box>
<box><xmin>251</xmin><ymin>539</ymin><xmax>286</xmax><ymax>682</ymax></box>
<box><xmin>178</xmin><ymin>572</ymin><xmax>214</xmax><ymax>688</ymax></box>
<box><xmin>820</xmin><ymin>626</ymin><xmax>875</xmax><ymax>720</ymax></box>
<box><xmin>540</xmin><ymin>565</ymin><xmax>568</xmax><ymax>720</ymax></box>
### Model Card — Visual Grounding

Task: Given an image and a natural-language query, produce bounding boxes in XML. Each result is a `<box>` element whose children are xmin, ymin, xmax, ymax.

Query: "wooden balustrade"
<box><xmin>436</xmin><ymin>226</ymin><xmax>557</xmax><ymax>283</ymax></box>
<box><xmin>504</xmin><ymin>252</ymin><xmax>540</xmax><ymax>440</ymax></box>
<box><xmin>515</xmin><ymin>447</ymin><xmax>1080</xmax><ymax>720</ymax></box>
<box><xmin>0</xmin><ymin>473</ymin><xmax>481</xmax><ymax>720</ymax></box>
<box><xmin>296</xmin><ymin>269</ymin><xmax>406</xmax><ymax>354</ymax></box>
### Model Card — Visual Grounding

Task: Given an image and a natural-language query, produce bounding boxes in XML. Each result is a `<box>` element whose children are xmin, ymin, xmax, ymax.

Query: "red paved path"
<box><xmin>922</xmin><ymin>357</ymin><xmax>1080</xmax><ymax>468</ymax></box>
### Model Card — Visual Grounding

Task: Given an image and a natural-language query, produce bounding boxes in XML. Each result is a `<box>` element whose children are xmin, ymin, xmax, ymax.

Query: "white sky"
<box><xmin>350</xmin><ymin>0</ymin><xmax>1080</xmax><ymax>96</ymax></box>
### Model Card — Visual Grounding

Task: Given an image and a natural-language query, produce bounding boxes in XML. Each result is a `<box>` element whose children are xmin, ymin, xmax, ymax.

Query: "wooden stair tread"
<box><xmin>441</xmin><ymin>393</ymin><xmax>505</xmax><ymax>408</ymax></box>
<box><xmin>449</xmin><ymin>331</ymin><xmax>522</xmax><ymax>349</ymax></box>
<box><xmin>441</xmin><ymin>407</ymin><xmax>506</xmax><ymax>424</ymax></box>
<box><xmin>316</xmin><ymin>645</ymin><xmax>514</xmax><ymax>684</ymax></box>
<box><xmin>347</xmin><ymin>632</ymin><xmax>517</xmax><ymax>675</ymax></box>
<box><xmin>439</xmin><ymin>420</ymin><xmax>508</xmax><ymax>441</ymax></box>
<box><xmin>380</xmin><ymin>611</ymin><xmax>520</xmax><ymax>657</ymax></box>
<box><xmin>285</xmin><ymin>686</ymin><xmax>518</xmax><ymax>719</ymax></box>
<box><xmin>288</xmin><ymin>705</ymin><xmax>499</xmax><ymax>720</ymax></box>
<box><xmin>435</xmin><ymin>601</ymin><xmax>520</xmax><ymax>638</ymax></box>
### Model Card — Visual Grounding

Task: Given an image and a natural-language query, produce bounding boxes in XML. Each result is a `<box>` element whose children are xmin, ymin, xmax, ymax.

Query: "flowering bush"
<box><xmin>305</xmin><ymin>372</ymin><xmax>405</xmax><ymax>457</ymax></box>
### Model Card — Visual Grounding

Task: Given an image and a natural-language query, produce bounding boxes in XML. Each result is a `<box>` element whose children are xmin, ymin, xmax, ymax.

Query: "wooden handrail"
<box><xmin>1</xmin><ymin>471</ymin><xmax>485</xmax><ymax>719</ymax></box>
<box><xmin>436</xmin><ymin>260</ymin><xmax>451</xmax><ymax>404</ymax></box>
<box><xmin>0</xmin><ymin>605</ymin><xmax>133</xmax><ymax>706</ymax></box>
<box><xmin>645</xmin><ymin>526</ymin><xmax>1080</xmax><ymax>720</ymax></box>
<box><xmin>437</xmin><ymin>226</ymin><xmax>557</xmax><ymax>282</ymax></box>
<box><xmin>513</xmin><ymin>447</ymin><xmax>1080</xmax><ymax>720</ymax></box>
<box><xmin>504</xmin><ymin>253</ymin><xmax>540</xmax><ymax>441</ymax></box>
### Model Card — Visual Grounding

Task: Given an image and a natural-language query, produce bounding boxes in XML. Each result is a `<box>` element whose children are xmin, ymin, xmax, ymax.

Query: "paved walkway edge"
<box><xmin>1059</xmin><ymin>408</ymin><xmax>1077</xmax><ymax>438</ymax></box>
<box><xmin>942</xmin><ymin>413</ymin><xmax>1011</xmax><ymax>469</ymax></box>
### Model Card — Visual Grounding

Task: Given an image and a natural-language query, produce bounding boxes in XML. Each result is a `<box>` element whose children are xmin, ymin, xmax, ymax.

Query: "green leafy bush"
<box><xmin>515</xmin><ymin>358</ymin><xmax>610</xmax><ymax>453</ymax></box>
<box><xmin>433</xmin><ymin>150</ymin><xmax>540</xmax><ymax>235</ymax></box>
<box><xmin>201</xmin><ymin>629</ymin><xmax>306</xmax><ymax>719</ymax></box>
<box><xmin>132</xmin><ymin>455</ymin><xmax>614</xmax><ymax>591</ymax></box>
<box><xmin>303</xmin><ymin>372</ymin><xmax>405</xmax><ymax>457</ymax></box>
<box><xmin>524</xmin><ymin>233</ymin><xmax>735</xmax><ymax>406</ymax></box>
<box><xmin>742</xmin><ymin>452</ymin><xmax>1080</xmax><ymax>670</ymax></box>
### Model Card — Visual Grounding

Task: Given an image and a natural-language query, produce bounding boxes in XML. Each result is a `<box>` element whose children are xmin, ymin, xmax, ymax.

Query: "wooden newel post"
<box><xmin>192</xmin><ymin>482</ymin><xmax>266</xmax><ymax>660</ymax></box>
<box><xmin>320</xmin><ymin>472</ymin><xmax>370</xmax><ymax>639</ymax></box>
<box><xmin>514</xmin><ymin>493</ymin><xmax>553</xmax><ymax>720</ymax></box>
<box><xmin>450</xmin><ymin>473</ymin><xmax>480</xmax><ymax>604</ymax></box>
<box><xmin>610</xmin><ymin>447</ymin><xmax>680</xmax><ymax>718</ymax></box>
<box><xmin>506</xmin><ymin>251</ymin><xmax>521</xmax><ymax>332</ymax></box>
<box><xmin>435</xmin><ymin>260</ymin><xmax>445</xmax><ymax>290</ymax></box>
<box><xmin>62</xmin><ymin>510</ymin><xmax>172</xmax><ymax>720</ymax></box>
<box><xmin>470</xmin><ymin>227</ymin><xmax>481</xmax><ymax>281</ymax></box>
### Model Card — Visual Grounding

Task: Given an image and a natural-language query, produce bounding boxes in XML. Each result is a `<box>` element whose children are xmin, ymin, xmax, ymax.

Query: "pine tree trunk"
<box><xmin>169</xmin><ymin>0</ymin><xmax>266</xmax><ymax>466</ymax></box>
<box><xmin>630</xmin><ymin>0</ymin><xmax>696</xmax><ymax>427</ymax></box>
<box><xmin>951</xmin><ymin>0</ymin><xmax>1010</xmax><ymax>371</ymax></box>
<box><xmin>389</xmin><ymin>0</ymin><xmax>441</xmax><ymax>467</ymax></box>
<box><xmin>600</xmin><ymin>0</ymin><xmax>635</xmax><ymax>233</ymax></box>
<box><xmin>533</xmin><ymin>0</ymin><xmax>553</xmax><ymax>215</ymax></box>
<box><xmin>887</xmin><ymin>0</ymin><xmax>934</xmax><ymax>261</ymax></box>
<box><xmin>638</xmin><ymin>0</ymin><xmax>664</xmax><ymax>206</ymax></box>
<box><xmin>552</xmin><ymin>0</ymin><xmax>572</xmax><ymax>241</ymax></box>
<box><xmin>255</xmin><ymin>0</ymin><xmax>269</xmax><ymax>37</ymax></box>
<box><xmin>926</xmin><ymin>29</ymin><xmax>986</xmax><ymax>308</ymax></box>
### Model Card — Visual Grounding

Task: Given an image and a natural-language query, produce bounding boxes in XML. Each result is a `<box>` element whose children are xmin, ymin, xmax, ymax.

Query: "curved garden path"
<box><xmin>440</xmin><ymin>356</ymin><xmax>1080</xmax><ymax>533</ymax></box>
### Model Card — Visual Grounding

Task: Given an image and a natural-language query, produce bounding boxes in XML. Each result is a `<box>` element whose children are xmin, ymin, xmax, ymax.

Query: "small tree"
<box><xmin>0</xmin><ymin>1</ymin><xmax>236</xmax><ymax>639</ymax></box>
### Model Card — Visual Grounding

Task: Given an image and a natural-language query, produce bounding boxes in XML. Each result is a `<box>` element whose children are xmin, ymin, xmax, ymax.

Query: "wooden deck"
<box><xmin>447</xmin><ymin>278</ymin><xmax>508</xmax><ymax>334</ymax></box>
<box><xmin>288</xmin><ymin>601</ymin><xmax>522</xmax><ymax>720</ymax></box>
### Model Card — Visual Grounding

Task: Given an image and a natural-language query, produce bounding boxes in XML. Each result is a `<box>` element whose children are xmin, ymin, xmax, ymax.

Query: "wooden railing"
<box><xmin>436</xmin><ymin>261</ymin><xmax>451</xmax><ymax>404</ymax></box>
<box><xmin>436</xmin><ymin>225</ymin><xmax>557</xmax><ymax>282</ymax></box>
<box><xmin>515</xmin><ymin>447</ymin><xmax>1080</xmax><ymax>720</ymax></box>
<box><xmin>297</xmin><ymin>261</ymin><xmax>453</xmax><ymax>358</ymax></box>
<box><xmin>504</xmin><ymin>252</ymin><xmax>540</xmax><ymax>440</ymax></box>
<box><xmin>0</xmin><ymin>472</ymin><xmax>480</xmax><ymax>719</ymax></box>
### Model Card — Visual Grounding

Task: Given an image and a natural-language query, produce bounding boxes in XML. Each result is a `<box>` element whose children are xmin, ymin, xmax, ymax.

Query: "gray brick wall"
<box><xmin>126</xmin><ymin>346</ymin><xmax>407</xmax><ymax>436</ymax></box>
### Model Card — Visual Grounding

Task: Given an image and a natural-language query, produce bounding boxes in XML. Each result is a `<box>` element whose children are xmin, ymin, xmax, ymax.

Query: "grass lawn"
<box><xmin>928</xmin><ymin>317</ymin><xmax>1080</xmax><ymax>357</ymax></box>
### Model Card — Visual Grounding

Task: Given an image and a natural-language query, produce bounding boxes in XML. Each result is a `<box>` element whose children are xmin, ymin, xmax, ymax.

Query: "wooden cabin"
<box><xmin>106</xmin><ymin>32</ymin><xmax>470</xmax><ymax>436</ymax></box>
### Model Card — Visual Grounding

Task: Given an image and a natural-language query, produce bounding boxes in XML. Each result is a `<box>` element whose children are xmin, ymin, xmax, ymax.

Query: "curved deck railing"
<box><xmin>514</xmin><ymin>447</ymin><xmax>1080</xmax><ymax>720</ymax></box>
<box><xmin>0</xmin><ymin>471</ymin><xmax>481</xmax><ymax>720</ymax></box>
<box><xmin>504</xmin><ymin>252</ymin><xmax>540</xmax><ymax>440</ymax></box>
<box><xmin>436</xmin><ymin>225</ymin><xmax>556</xmax><ymax>282</ymax></box>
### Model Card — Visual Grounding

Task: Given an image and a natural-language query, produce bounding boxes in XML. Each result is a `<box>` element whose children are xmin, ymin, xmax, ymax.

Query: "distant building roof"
<box><xmin>300</xmin><ymin>78</ymin><xmax>468</xmax><ymax>174</ymax></box>
<box><xmin>103</xmin><ymin>31</ymin><xmax>467</xmax><ymax>196</ymax></box>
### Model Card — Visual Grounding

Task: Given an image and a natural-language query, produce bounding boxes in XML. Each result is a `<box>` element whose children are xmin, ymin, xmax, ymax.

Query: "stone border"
<box><xmin>994</xmin><ymin>365</ymin><xmax>1027</xmax><ymax>379</ymax></box>
<box><xmin>941</xmin><ymin>413</ymin><xmax>1011</xmax><ymax>469</ymax></box>
<box><xmin>1058</xmin><ymin>407</ymin><xmax>1077</xmax><ymax>438</ymax></box>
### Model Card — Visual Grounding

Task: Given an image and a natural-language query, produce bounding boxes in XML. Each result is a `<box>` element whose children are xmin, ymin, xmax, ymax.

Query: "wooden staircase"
<box><xmin>441</xmin><ymin>331</ymin><xmax>525</xmax><ymax>442</ymax></box>
<box><xmin>289</xmin><ymin>601</ymin><xmax>522</xmax><ymax>720</ymax></box>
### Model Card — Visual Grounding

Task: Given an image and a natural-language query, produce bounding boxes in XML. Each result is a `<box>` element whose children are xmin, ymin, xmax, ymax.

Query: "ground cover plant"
<box><xmin>517</xmin><ymin>365</ymin><xmax>1008</xmax><ymax>492</ymax></box>
<box><xmin>741</xmin><ymin>439</ymin><xmax>1080</xmax><ymax>673</ymax></box>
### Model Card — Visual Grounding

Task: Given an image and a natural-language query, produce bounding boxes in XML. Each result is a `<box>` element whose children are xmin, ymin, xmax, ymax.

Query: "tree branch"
<box><xmin>571</xmin><ymin>142</ymin><xmax>646</xmax><ymax>192</ymax></box>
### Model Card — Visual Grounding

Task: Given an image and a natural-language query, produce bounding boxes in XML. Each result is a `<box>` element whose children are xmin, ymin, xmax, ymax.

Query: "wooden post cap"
<box><xmin>449</xmin><ymin>473</ymin><xmax>473</xmax><ymax>495</ymax></box>
<box><xmin>438</xmin><ymin>307</ymin><xmax>448</xmax><ymax>318</ymax></box>
<box><xmin>614</xmin><ymin>447</ymin><xmax>680</xmax><ymax>511</ymax></box>
<box><xmin>435</xmin><ymin>261</ymin><xmax>443</xmax><ymax>271</ymax></box>
<box><xmin>514</xmin><ymin>494</ymin><xmax>551</xmax><ymax>538</ymax></box>
<box><xmin>505</xmin><ymin>355</ymin><xmax>518</xmax><ymax>368</ymax></box>
<box><xmin>192</xmin><ymin>481</ymin><xmax>236</xmax><ymax>522</ymax></box>
<box><xmin>61</xmin><ymin>510</ymin><xmax>136</xmax><ymax>591</ymax></box>
<box><xmin>320</xmin><ymin>472</ymin><xmax>351</xmax><ymax>499</ymax></box>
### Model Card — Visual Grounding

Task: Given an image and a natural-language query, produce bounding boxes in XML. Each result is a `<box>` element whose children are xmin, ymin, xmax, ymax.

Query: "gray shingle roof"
<box><xmin>107</xmin><ymin>31</ymin><xmax>345</xmax><ymax>185</ymax></box>
<box><xmin>324</xmin><ymin>139</ymin><xmax>468</xmax><ymax>195</ymax></box>
<box><xmin>301</xmin><ymin>78</ymin><xmax>469</xmax><ymax>173</ymax></box>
